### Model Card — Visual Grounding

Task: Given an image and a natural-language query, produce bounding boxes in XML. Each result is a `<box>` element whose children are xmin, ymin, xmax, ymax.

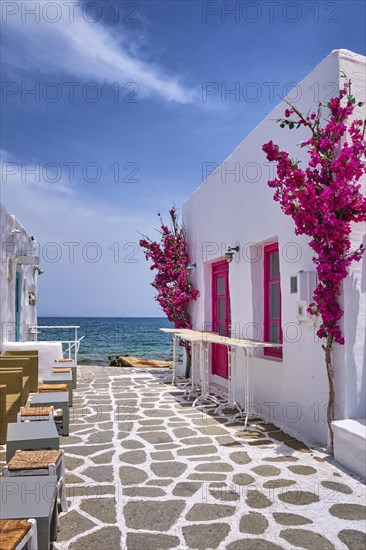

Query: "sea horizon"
<box><xmin>38</xmin><ymin>315</ymin><xmax>168</xmax><ymax>319</ymax></box>
<box><xmin>37</xmin><ymin>316</ymin><xmax>173</xmax><ymax>366</ymax></box>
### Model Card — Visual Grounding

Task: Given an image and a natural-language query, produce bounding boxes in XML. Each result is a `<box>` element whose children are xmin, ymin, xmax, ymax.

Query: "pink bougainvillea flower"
<box><xmin>139</xmin><ymin>208</ymin><xmax>199</xmax><ymax>332</ymax></box>
<box><xmin>263</xmin><ymin>80</ymin><xmax>366</xmax><ymax>345</ymax></box>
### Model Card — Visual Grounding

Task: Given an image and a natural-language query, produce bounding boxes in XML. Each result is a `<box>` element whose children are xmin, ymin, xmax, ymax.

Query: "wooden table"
<box><xmin>0</xmin><ymin>475</ymin><xmax>58</xmax><ymax>549</ymax></box>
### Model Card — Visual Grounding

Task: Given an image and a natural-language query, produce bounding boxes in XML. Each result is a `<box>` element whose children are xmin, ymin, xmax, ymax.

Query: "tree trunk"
<box><xmin>322</xmin><ymin>335</ymin><xmax>335</xmax><ymax>451</ymax></box>
<box><xmin>185</xmin><ymin>345</ymin><xmax>191</xmax><ymax>379</ymax></box>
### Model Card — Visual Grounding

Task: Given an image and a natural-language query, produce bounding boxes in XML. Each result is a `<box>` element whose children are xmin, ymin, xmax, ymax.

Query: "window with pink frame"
<box><xmin>263</xmin><ymin>242</ymin><xmax>283</xmax><ymax>358</ymax></box>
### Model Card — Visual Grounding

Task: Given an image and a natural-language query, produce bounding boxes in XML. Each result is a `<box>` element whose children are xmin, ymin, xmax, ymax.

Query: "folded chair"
<box><xmin>0</xmin><ymin>355</ymin><xmax>32</xmax><ymax>395</ymax></box>
<box><xmin>0</xmin><ymin>519</ymin><xmax>38</xmax><ymax>550</ymax></box>
<box><xmin>3</xmin><ymin>449</ymin><xmax>67</xmax><ymax>512</ymax></box>
<box><xmin>2</xmin><ymin>352</ymin><xmax>39</xmax><ymax>393</ymax></box>
<box><xmin>0</xmin><ymin>384</ymin><xmax>21</xmax><ymax>445</ymax></box>
<box><xmin>0</xmin><ymin>369</ymin><xmax>28</xmax><ymax>407</ymax></box>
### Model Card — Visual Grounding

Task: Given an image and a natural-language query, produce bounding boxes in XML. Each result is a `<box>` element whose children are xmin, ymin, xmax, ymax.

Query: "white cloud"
<box><xmin>1</xmin><ymin>164</ymin><xmax>162</xmax><ymax>316</ymax></box>
<box><xmin>1</xmin><ymin>150</ymin><xmax>75</xmax><ymax>197</ymax></box>
<box><xmin>1</xmin><ymin>2</ymin><xmax>197</xmax><ymax>104</ymax></box>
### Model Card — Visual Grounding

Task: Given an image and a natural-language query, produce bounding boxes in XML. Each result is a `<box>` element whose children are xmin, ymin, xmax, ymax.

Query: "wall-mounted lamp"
<box><xmin>225</xmin><ymin>245</ymin><xmax>240</xmax><ymax>263</ymax></box>
<box><xmin>186</xmin><ymin>262</ymin><xmax>197</xmax><ymax>272</ymax></box>
<box><xmin>33</xmin><ymin>266</ymin><xmax>45</xmax><ymax>275</ymax></box>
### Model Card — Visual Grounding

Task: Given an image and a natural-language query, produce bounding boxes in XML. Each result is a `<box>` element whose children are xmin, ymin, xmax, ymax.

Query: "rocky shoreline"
<box><xmin>108</xmin><ymin>355</ymin><xmax>172</xmax><ymax>368</ymax></box>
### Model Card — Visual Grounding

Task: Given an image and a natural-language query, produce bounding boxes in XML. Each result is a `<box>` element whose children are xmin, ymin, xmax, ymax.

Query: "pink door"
<box><xmin>212</xmin><ymin>260</ymin><xmax>230</xmax><ymax>378</ymax></box>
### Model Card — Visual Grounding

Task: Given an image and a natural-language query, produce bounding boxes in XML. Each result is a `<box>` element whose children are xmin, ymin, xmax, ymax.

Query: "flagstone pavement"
<box><xmin>3</xmin><ymin>365</ymin><xmax>365</xmax><ymax>549</ymax></box>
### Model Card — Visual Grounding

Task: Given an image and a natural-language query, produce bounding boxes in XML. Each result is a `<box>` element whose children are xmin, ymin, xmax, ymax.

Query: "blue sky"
<box><xmin>1</xmin><ymin>0</ymin><xmax>365</xmax><ymax>316</ymax></box>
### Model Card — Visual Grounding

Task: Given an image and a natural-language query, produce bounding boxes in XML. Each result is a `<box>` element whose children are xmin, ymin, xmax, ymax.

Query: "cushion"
<box><xmin>0</xmin><ymin>519</ymin><xmax>32</xmax><ymax>550</ymax></box>
<box><xmin>39</xmin><ymin>384</ymin><xmax>68</xmax><ymax>392</ymax></box>
<box><xmin>8</xmin><ymin>450</ymin><xmax>62</xmax><ymax>470</ymax></box>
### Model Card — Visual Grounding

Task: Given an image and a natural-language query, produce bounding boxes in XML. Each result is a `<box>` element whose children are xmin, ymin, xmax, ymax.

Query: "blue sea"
<box><xmin>37</xmin><ymin>317</ymin><xmax>174</xmax><ymax>366</ymax></box>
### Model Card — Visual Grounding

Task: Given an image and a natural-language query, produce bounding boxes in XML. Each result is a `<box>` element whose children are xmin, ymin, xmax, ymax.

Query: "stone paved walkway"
<box><xmin>3</xmin><ymin>366</ymin><xmax>365</xmax><ymax>549</ymax></box>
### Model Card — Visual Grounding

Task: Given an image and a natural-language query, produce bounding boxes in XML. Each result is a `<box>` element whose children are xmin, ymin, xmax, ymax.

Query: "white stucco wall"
<box><xmin>3</xmin><ymin>341</ymin><xmax>63</xmax><ymax>382</ymax></box>
<box><xmin>0</xmin><ymin>202</ymin><xmax>39</xmax><ymax>350</ymax></box>
<box><xmin>183</xmin><ymin>50</ymin><xmax>366</xmax><ymax>446</ymax></box>
<box><xmin>336</xmin><ymin>52</ymin><xmax>366</xmax><ymax>423</ymax></box>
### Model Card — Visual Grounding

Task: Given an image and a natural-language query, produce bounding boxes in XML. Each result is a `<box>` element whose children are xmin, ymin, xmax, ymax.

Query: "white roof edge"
<box><xmin>0</xmin><ymin>201</ymin><xmax>33</xmax><ymax>239</ymax></box>
<box><xmin>331</xmin><ymin>49</ymin><xmax>366</xmax><ymax>65</ymax></box>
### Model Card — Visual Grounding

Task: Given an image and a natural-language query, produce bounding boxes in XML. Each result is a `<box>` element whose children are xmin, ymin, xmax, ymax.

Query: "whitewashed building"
<box><xmin>183</xmin><ymin>50</ymin><xmax>365</xmax><ymax>472</ymax></box>
<box><xmin>0</xmin><ymin>203</ymin><xmax>77</xmax><ymax>378</ymax></box>
<box><xmin>0</xmin><ymin>202</ymin><xmax>40</xmax><ymax>350</ymax></box>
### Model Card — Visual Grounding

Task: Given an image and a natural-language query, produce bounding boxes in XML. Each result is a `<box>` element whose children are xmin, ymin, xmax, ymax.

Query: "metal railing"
<box><xmin>33</xmin><ymin>325</ymin><xmax>84</xmax><ymax>365</ymax></box>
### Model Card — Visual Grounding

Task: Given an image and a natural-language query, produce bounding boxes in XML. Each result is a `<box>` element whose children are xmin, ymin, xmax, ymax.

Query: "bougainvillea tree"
<box><xmin>262</xmin><ymin>78</ymin><xmax>366</xmax><ymax>448</ymax></box>
<box><xmin>140</xmin><ymin>208</ymin><xmax>199</xmax><ymax>376</ymax></box>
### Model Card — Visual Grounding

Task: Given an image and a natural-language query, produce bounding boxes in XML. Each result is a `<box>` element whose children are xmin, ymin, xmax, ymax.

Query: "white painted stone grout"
<box><xmin>17</xmin><ymin>366</ymin><xmax>364</xmax><ymax>550</ymax></box>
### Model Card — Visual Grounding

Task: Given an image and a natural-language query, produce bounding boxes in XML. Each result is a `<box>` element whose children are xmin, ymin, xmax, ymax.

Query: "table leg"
<box><xmin>244</xmin><ymin>349</ymin><xmax>255</xmax><ymax>427</ymax></box>
<box><xmin>61</xmin><ymin>403</ymin><xmax>69</xmax><ymax>436</ymax></box>
<box><xmin>6</xmin><ymin>443</ymin><xmax>16</xmax><ymax>463</ymax></box>
<box><xmin>200</xmin><ymin>341</ymin><xmax>208</xmax><ymax>399</ymax></box>
<box><xmin>172</xmin><ymin>334</ymin><xmax>178</xmax><ymax>385</ymax></box>
<box><xmin>215</xmin><ymin>347</ymin><xmax>243</xmax><ymax>418</ymax></box>
<box><xmin>187</xmin><ymin>342</ymin><xmax>201</xmax><ymax>399</ymax></box>
<box><xmin>69</xmin><ymin>383</ymin><xmax>73</xmax><ymax>407</ymax></box>
<box><xmin>193</xmin><ymin>342</ymin><xmax>223</xmax><ymax>409</ymax></box>
<box><xmin>72</xmin><ymin>365</ymin><xmax>77</xmax><ymax>389</ymax></box>
<box><xmin>50</xmin><ymin>493</ymin><xmax>59</xmax><ymax>542</ymax></box>
<box><xmin>37</xmin><ymin>518</ymin><xmax>50</xmax><ymax>550</ymax></box>
<box><xmin>230</xmin><ymin>347</ymin><xmax>255</xmax><ymax>428</ymax></box>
